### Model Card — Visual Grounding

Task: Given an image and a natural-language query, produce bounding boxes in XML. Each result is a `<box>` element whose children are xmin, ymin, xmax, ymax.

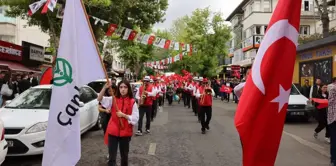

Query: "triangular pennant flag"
<box><xmin>122</xmin><ymin>28</ymin><xmax>132</xmax><ymax>40</ymax></box>
<box><xmin>164</xmin><ymin>40</ymin><xmax>171</xmax><ymax>49</ymax></box>
<box><xmin>135</xmin><ymin>32</ymin><xmax>145</xmax><ymax>43</ymax></box>
<box><xmin>189</xmin><ymin>44</ymin><xmax>193</xmax><ymax>56</ymax></box>
<box><xmin>174</xmin><ymin>42</ymin><xmax>180</xmax><ymax>50</ymax></box>
<box><xmin>100</xmin><ymin>20</ymin><xmax>109</xmax><ymax>26</ymax></box>
<box><xmin>141</xmin><ymin>34</ymin><xmax>151</xmax><ymax>45</ymax></box>
<box><xmin>41</xmin><ymin>0</ymin><xmax>51</xmax><ymax>14</ymax></box>
<box><xmin>115</xmin><ymin>27</ymin><xmax>125</xmax><ymax>37</ymax></box>
<box><xmin>153</xmin><ymin>37</ymin><xmax>166</xmax><ymax>48</ymax></box>
<box><xmin>92</xmin><ymin>16</ymin><xmax>100</xmax><ymax>25</ymax></box>
<box><xmin>128</xmin><ymin>30</ymin><xmax>137</xmax><ymax>41</ymax></box>
<box><xmin>28</xmin><ymin>0</ymin><xmax>47</xmax><ymax>16</ymax></box>
<box><xmin>106</xmin><ymin>24</ymin><xmax>118</xmax><ymax>36</ymax></box>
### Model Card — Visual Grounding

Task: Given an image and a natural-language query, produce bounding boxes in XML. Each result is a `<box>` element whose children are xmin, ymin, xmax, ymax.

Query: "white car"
<box><xmin>286</xmin><ymin>84</ymin><xmax>315</xmax><ymax>121</ymax></box>
<box><xmin>0</xmin><ymin>118</ymin><xmax>8</xmax><ymax>164</ymax></box>
<box><xmin>0</xmin><ymin>85</ymin><xmax>101</xmax><ymax>156</ymax></box>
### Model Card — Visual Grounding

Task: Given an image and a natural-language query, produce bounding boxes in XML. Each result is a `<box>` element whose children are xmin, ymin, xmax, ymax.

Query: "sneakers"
<box><xmin>135</xmin><ymin>130</ymin><xmax>143</xmax><ymax>136</ymax></box>
<box><xmin>206</xmin><ymin>126</ymin><xmax>210</xmax><ymax>130</ymax></box>
<box><xmin>201</xmin><ymin>130</ymin><xmax>206</xmax><ymax>134</ymax></box>
<box><xmin>314</xmin><ymin>132</ymin><xmax>318</xmax><ymax>139</ymax></box>
<box><xmin>325</xmin><ymin>137</ymin><xmax>330</xmax><ymax>144</ymax></box>
<box><xmin>145</xmin><ymin>129</ymin><xmax>150</xmax><ymax>134</ymax></box>
<box><xmin>106</xmin><ymin>154</ymin><xmax>109</xmax><ymax>160</ymax></box>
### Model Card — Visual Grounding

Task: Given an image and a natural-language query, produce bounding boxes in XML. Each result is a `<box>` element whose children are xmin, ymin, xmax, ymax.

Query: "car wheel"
<box><xmin>92</xmin><ymin>113</ymin><xmax>103</xmax><ymax>131</ymax></box>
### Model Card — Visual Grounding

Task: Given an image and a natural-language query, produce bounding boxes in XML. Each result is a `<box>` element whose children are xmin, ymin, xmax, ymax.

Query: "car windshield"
<box><xmin>5</xmin><ymin>88</ymin><xmax>52</xmax><ymax>109</ymax></box>
<box><xmin>290</xmin><ymin>84</ymin><xmax>300</xmax><ymax>95</ymax></box>
<box><xmin>88</xmin><ymin>81</ymin><xmax>106</xmax><ymax>93</ymax></box>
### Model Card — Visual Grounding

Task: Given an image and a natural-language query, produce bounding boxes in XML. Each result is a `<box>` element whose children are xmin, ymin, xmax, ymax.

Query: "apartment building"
<box><xmin>0</xmin><ymin>6</ymin><xmax>50</xmax><ymax>47</ymax></box>
<box><xmin>226</xmin><ymin>0</ymin><xmax>335</xmax><ymax>67</ymax></box>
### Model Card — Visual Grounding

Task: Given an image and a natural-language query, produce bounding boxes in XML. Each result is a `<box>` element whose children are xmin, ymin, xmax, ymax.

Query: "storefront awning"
<box><xmin>0</xmin><ymin>60</ymin><xmax>40</xmax><ymax>73</ymax></box>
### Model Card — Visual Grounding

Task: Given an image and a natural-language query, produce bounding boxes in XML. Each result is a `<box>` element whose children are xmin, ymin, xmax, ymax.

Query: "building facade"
<box><xmin>293</xmin><ymin>35</ymin><xmax>336</xmax><ymax>86</ymax></box>
<box><xmin>226</xmin><ymin>0</ymin><xmax>335</xmax><ymax>68</ymax></box>
<box><xmin>0</xmin><ymin>6</ymin><xmax>50</xmax><ymax>47</ymax></box>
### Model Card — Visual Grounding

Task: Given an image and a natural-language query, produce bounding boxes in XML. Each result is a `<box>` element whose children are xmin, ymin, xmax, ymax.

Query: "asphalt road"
<box><xmin>2</xmin><ymin>99</ymin><xmax>331</xmax><ymax>166</ymax></box>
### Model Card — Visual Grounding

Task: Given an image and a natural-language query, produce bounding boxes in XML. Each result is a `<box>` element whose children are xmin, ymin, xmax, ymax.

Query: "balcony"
<box><xmin>242</xmin><ymin>35</ymin><xmax>264</xmax><ymax>52</ymax></box>
<box><xmin>300</xmin><ymin>10</ymin><xmax>320</xmax><ymax>19</ymax></box>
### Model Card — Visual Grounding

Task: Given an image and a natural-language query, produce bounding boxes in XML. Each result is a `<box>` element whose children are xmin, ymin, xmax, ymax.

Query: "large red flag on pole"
<box><xmin>234</xmin><ymin>0</ymin><xmax>302</xmax><ymax>165</ymax></box>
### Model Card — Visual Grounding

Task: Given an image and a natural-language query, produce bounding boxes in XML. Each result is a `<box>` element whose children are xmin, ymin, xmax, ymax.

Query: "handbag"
<box><xmin>1</xmin><ymin>83</ymin><xmax>13</xmax><ymax>96</ymax></box>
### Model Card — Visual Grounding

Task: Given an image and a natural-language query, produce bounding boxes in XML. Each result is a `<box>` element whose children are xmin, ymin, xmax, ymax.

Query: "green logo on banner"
<box><xmin>53</xmin><ymin>58</ymin><xmax>73</xmax><ymax>86</ymax></box>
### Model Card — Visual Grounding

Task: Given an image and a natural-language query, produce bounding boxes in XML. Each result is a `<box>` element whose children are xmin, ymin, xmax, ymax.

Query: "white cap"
<box><xmin>198</xmin><ymin>77</ymin><xmax>203</xmax><ymax>81</ymax></box>
<box><xmin>193</xmin><ymin>77</ymin><xmax>198</xmax><ymax>81</ymax></box>
<box><xmin>150</xmin><ymin>79</ymin><xmax>154</xmax><ymax>83</ymax></box>
<box><xmin>143</xmin><ymin>76</ymin><xmax>150</xmax><ymax>81</ymax></box>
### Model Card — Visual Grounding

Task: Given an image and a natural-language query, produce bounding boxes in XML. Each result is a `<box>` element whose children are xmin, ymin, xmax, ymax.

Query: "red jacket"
<box><xmin>198</xmin><ymin>86</ymin><xmax>212</xmax><ymax>106</ymax></box>
<box><xmin>139</xmin><ymin>85</ymin><xmax>153</xmax><ymax>106</ymax></box>
<box><xmin>105</xmin><ymin>97</ymin><xmax>135</xmax><ymax>144</ymax></box>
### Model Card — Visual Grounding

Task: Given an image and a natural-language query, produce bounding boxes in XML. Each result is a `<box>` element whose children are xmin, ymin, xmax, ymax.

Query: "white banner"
<box><xmin>42</xmin><ymin>0</ymin><xmax>105</xmax><ymax>165</ymax></box>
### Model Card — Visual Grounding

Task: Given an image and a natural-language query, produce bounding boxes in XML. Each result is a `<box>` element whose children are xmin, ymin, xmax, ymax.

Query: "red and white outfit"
<box><xmin>196</xmin><ymin>80</ymin><xmax>215</xmax><ymax>133</ymax></box>
<box><xmin>135</xmin><ymin>81</ymin><xmax>156</xmax><ymax>135</ymax></box>
<box><xmin>104</xmin><ymin>96</ymin><xmax>139</xmax><ymax>165</ymax></box>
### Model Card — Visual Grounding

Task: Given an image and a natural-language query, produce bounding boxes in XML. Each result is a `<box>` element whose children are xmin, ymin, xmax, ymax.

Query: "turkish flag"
<box><xmin>128</xmin><ymin>30</ymin><xmax>137</xmax><ymax>41</ymax></box>
<box><xmin>40</xmin><ymin>67</ymin><xmax>53</xmax><ymax>85</ymax></box>
<box><xmin>164</xmin><ymin>40</ymin><xmax>171</xmax><ymax>49</ymax></box>
<box><xmin>234</xmin><ymin>0</ymin><xmax>301</xmax><ymax>165</ymax></box>
<box><xmin>311</xmin><ymin>98</ymin><xmax>328</xmax><ymax>109</ymax></box>
<box><xmin>106</xmin><ymin>24</ymin><xmax>118</xmax><ymax>36</ymax></box>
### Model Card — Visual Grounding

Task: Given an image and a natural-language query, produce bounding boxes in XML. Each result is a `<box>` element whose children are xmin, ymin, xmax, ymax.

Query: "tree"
<box><xmin>117</xmin><ymin>40</ymin><xmax>154</xmax><ymax>79</ymax></box>
<box><xmin>0</xmin><ymin>0</ymin><xmax>168</xmax><ymax>50</ymax></box>
<box><xmin>314</xmin><ymin>0</ymin><xmax>334</xmax><ymax>37</ymax></box>
<box><xmin>168</xmin><ymin>8</ymin><xmax>231</xmax><ymax>77</ymax></box>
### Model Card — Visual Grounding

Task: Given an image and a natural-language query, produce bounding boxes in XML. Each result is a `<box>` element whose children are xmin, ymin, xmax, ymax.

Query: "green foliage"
<box><xmin>117</xmin><ymin>39</ymin><xmax>154</xmax><ymax>77</ymax></box>
<box><xmin>168</xmin><ymin>7</ymin><xmax>231</xmax><ymax>77</ymax></box>
<box><xmin>0</xmin><ymin>0</ymin><xmax>168</xmax><ymax>43</ymax></box>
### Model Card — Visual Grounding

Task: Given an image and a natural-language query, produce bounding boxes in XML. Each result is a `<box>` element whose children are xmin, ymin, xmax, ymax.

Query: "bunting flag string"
<box><xmin>27</xmin><ymin>1</ymin><xmax>196</xmax><ymax>67</ymax></box>
<box><xmin>144</xmin><ymin>51</ymin><xmax>189</xmax><ymax>70</ymax></box>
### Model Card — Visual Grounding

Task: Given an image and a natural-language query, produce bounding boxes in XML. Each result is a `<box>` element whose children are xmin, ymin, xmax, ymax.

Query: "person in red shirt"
<box><xmin>196</xmin><ymin>78</ymin><xmax>215</xmax><ymax>134</ymax></box>
<box><xmin>102</xmin><ymin>80</ymin><xmax>139</xmax><ymax>166</ymax></box>
<box><xmin>135</xmin><ymin>76</ymin><xmax>156</xmax><ymax>135</ymax></box>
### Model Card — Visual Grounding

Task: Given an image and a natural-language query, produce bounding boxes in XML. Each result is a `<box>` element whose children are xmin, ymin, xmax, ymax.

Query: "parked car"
<box><xmin>88</xmin><ymin>78</ymin><xmax>121</xmax><ymax>93</ymax></box>
<box><xmin>0</xmin><ymin>118</ymin><xmax>8</xmax><ymax>164</ymax></box>
<box><xmin>0</xmin><ymin>85</ymin><xmax>101</xmax><ymax>156</ymax></box>
<box><xmin>286</xmin><ymin>84</ymin><xmax>315</xmax><ymax>121</ymax></box>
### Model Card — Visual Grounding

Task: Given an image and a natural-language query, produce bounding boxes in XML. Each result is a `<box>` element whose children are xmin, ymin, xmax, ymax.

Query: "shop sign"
<box><xmin>316</xmin><ymin>48</ymin><xmax>332</xmax><ymax>57</ymax></box>
<box><xmin>300</xmin><ymin>52</ymin><xmax>313</xmax><ymax>60</ymax></box>
<box><xmin>29</xmin><ymin>46</ymin><xmax>44</xmax><ymax>62</ymax></box>
<box><xmin>0</xmin><ymin>40</ymin><xmax>22</xmax><ymax>61</ymax></box>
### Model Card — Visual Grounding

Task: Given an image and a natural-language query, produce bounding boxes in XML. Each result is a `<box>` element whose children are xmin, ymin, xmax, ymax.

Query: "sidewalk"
<box><xmin>213</xmin><ymin>99</ymin><xmax>331</xmax><ymax>159</ymax></box>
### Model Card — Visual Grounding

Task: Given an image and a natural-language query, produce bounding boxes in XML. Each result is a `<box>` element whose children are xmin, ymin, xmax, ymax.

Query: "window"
<box><xmin>255</xmin><ymin>26</ymin><xmax>261</xmax><ymax>35</ymax></box>
<box><xmin>253</xmin><ymin>0</ymin><xmax>261</xmax><ymax>11</ymax></box>
<box><xmin>300</xmin><ymin>26</ymin><xmax>310</xmax><ymax>35</ymax></box>
<box><xmin>304</xmin><ymin>0</ymin><xmax>309</xmax><ymax>11</ymax></box>
<box><xmin>264</xmin><ymin>25</ymin><xmax>268</xmax><ymax>34</ymax></box>
<box><xmin>5</xmin><ymin>88</ymin><xmax>52</xmax><ymax>109</ymax></box>
<box><xmin>263</xmin><ymin>0</ymin><xmax>271</xmax><ymax>12</ymax></box>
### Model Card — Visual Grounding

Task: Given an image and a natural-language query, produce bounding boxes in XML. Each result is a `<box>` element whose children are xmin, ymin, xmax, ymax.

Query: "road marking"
<box><xmin>283</xmin><ymin>131</ymin><xmax>330</xmax><ymax>157</ymax></box>
<box><xmin>148</xmin><ymin>143</ymin><xmax>156</xmax><ymax>155</ymax></box>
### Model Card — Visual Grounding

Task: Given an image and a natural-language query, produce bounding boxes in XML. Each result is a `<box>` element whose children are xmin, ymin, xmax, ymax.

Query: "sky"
<box><xmin>153</xmin><ymin>0</ymin><xmax>243</xmax><ymax>30</ymax></box>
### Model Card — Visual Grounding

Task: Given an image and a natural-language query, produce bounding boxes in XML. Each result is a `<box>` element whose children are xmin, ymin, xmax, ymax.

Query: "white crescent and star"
<box><xmin>250</xmin><ymin>19</ymin><xmax>299</xmax><ymax>113</ymax></box>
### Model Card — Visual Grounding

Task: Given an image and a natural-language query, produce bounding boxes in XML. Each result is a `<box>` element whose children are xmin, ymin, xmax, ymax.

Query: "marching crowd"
<box><xmin>94</xmin><ymin>70</ymin><xmax>250</xmax><ymax>166</ymax></box>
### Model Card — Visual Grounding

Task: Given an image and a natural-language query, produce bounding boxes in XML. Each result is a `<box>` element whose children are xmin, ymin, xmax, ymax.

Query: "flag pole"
<box><xmin>79</xmin><ymin>0</ymin><xmax>124</xmax><ymax>129</ymax></box>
